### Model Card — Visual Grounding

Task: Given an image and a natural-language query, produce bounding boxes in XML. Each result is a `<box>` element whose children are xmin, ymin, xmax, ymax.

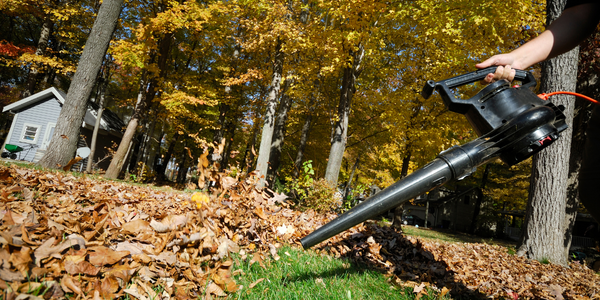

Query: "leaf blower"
<box><xmin>301</xmin><ymin>67</ymin><xmax>570</xmax><ymax>249</ymax></box>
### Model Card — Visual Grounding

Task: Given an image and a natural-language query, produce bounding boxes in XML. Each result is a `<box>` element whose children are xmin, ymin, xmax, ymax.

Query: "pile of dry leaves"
<box><xmin>0</xmin><ymin>163</ymin><xmax>599</xmax><ymax>299</ymax></box>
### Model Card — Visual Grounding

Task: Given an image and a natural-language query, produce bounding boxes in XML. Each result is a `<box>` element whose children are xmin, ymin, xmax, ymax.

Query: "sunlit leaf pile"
<box><xmin>1</xmin><ymin>164</ymin><xmax>599</xmax><ymax>299</ymax></box>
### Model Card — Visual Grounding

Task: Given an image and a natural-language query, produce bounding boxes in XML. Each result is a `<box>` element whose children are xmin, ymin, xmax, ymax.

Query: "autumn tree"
<box><xmin>516</xmin><ymin>0</ymin><xmax>578</xmax><ymax>266</ymax></box>
<box><xmin>38</xmin><ymin>0</ymin><xmax>124</xmax><ymax>169</ymax></box>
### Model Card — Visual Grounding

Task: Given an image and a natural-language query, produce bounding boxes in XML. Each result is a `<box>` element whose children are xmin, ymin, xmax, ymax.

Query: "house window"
<box><xmin>20</xmin><ymin>123</ymin><xmax>41</xmax><ymax>144</ymax></box>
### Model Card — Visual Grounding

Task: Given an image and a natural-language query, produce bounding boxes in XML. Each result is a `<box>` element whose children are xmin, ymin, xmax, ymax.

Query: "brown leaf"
<box><xmin>123</xmin><ymin>283</ymin><xmax>149</xmax><ymax>300</ymax></box>
<box><xmin>60</xmin><ymin>275</ymin><xmax>82</xmax><ymax>295</ymax></box>
<box><xmin>0</xmin><ymin>268</ymin><xmax>24</xmax><ymax>282</ymax></box>
<box><xmin>88</xmin><ymin>246</ymin><xmax>129</xmax><ymax>266</ymax></box>
<box><xmin>206</xmin><ymin>282</ymin><xmax>227</xmax><ymax>297</ymax></box>
<box><xmin>254</xmin><ymin>207</ymin><xmax>267</xmax><ymax>220</ymax></box>
<box><xmin>64</xmin><ymin>258</ymin><xmax>100</xmax><ymax>276</ymax></box>
<box><xmin>96</xmin><ymin>276</ymin><xmax>120</xmax><ymax>299</ymax></box>
<box><xmin>62</xmin><ymin>157</ymin><xmax>82</xmax><ymax>171</ymax></box>
<box><xmin>248</xmin><ymin>278</ymin><xmax>264</xmax><ymax>289</ymax></box>
<box><xmin>34</xmin><ymin>236</ymin><xmax>86</xmax><ymax>266</ymax></box>
<box><xmin>9</xmin><ymin>247</ymin><xmax>32</xmax><ymax>276</ymax></box>
<box><xmin>121</xmin><ymin>219</ymin><xmax>152</xmax><ymax>234</ymax></box>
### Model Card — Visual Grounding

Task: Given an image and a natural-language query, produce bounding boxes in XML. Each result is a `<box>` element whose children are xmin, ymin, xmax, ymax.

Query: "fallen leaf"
<box><xmin>88</xmin><ymin>246</ymin><xmax>129</xmax><ymax>266</ymax></box>
<box><xmin>206</xmin><ymin>282</ymin><xmax>226</xmax><ymax>297</ymax></box>
<box><xmin>248</xmin><ymin>278</ymin><xmax>264</xmax><ymax>289</ymax></box>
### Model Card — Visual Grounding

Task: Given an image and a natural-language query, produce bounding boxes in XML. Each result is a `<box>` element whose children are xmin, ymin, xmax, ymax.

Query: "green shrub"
<box><xmin>285</xmin><ymin>161</ymin><xmax>341</xmax><ymax>213</ymax></box>
<box><xmin>302</xmin><ymin>178</ymin><xmax>341</xmax><ymax>213</ymax></box>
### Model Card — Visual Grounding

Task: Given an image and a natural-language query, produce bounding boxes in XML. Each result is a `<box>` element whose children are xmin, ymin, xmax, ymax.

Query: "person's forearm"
<box><xmin>516</xmin><ymin>3</ymin><xmax>600</xmax><ymax>69</ymax></box>
<box><xmin>509</xmin><ymin>30</ymin><xmax>555</xmax><ymax>69</ymax></box>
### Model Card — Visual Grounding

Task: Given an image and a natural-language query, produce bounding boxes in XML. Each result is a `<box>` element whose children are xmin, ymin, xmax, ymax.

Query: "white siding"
<box><xmin>5</xmin><ymin>97</ymin><xmax>62</xmax><ymax>162</ymax></box>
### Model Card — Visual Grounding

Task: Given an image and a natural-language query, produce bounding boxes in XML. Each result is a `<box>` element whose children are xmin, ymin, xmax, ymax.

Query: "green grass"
<box><xmin>229</xmin><ymin>245</ymin><xmax>448</xmax><ymax>300</ymax></box>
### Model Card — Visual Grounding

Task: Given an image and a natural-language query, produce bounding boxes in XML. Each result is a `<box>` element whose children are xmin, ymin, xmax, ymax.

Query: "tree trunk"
<box><xmin>176</xmin><ymin>144</ymin><xmax>188</xmax><ymax>184</ymax></box>
<box><xmin>517</xmin><ymin>0</ymin><xmax>577</xmax><ymax>266</ymax></box>
<box><xmin>243</xmin><ymin>122</ymin><xmax>259</xmax><ymax>173</ymax></box>
<box><xmin>38</xmin><ymin>0</ymin><xmax>123</xmax><ymax>169</ymax></box>
<box><xmin>324</xmin><ymin>45</ymin><xmax>364</xmax><ymax>186</ymax></box>
<box><xmin>86</xmin><ymin>68</ymin><xmax>109</xmax><ymax>172</ymax></box>
<box><xmin>255</xmin><ymin>38</ymin><xmax>284</xmax><ymax>188</ymax></box>
<box><xmin>292</xmin><ymin>94</ymin><xmax>316</xmax><ymax>179</ymax></box>
<box><xmin>469</xmin><ymin>165</ymin><xmax>491</xmax><ymax>234</ymax></box>
<box><xmin>267</xmin><ymin>82</ymin><xmax>292</xmax><ymax>184</ymax></box>
<box><xmin>105</xmin><ymin>33</ymin><xmax>172</xmax><ymax>179</ymax></box>
<box><xmin>343</xmin><ymin>155</ymin><xmax>360</xmax><ymax>200</ymax></box>
<box><xmin>105</xmin><ymin>76</ymin><xmax>146</xmax><ymax>178</ymax></box>
<box><xmin>220</xmin><ymin>119</ymin><xmax>237</xmax><ymax>171</ymax></box>
<box><xmin>24</xmin><ymin>16</ymin><xmax>53</xmax><ymax>98</ymax></box>
<box><xmin>157</xmin><ymin>132</ymin><xmax>180</xmax><ymax>181</ymax></box>
<box><xmin>212</xmin><ymin>103</ymin><xmax>229</xmax><ymax>163</ymax></box>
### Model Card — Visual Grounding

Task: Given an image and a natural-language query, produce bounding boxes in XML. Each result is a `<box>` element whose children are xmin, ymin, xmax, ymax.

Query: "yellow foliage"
<box><xmin>191</xmin><ymin>192</ymin><xmax>210</xmax><ymax>209</ymax></box>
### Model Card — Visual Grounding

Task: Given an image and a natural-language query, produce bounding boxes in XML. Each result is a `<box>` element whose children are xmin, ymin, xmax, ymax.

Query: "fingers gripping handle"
<box><xmin>421</xmin><ymin>67</ymin><xmax>533</xmax><ymax>100</ymax></box>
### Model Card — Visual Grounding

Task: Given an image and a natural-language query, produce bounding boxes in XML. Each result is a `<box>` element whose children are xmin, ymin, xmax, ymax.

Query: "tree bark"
<box><xmin>517</xmin><ymin>0</ymin><xmax>577</xmax><ymax>266</ymax></box>
<box><xmin>38</xmin><ymin>0</ymin><xmax>123</xmax><ymax>169</ymax></box>
<box><xmin>157</xmin><ymin>132</ymin><xmax>180</xmax><ymax>181</ymax></box>
<box><xmin>324</xmin><ymin>45</ymin><xmax>364</xmax><ymax>186</ymax></box>
<box><xmin>343</xmin><ymin>155</ymin><xmax>360</xmax><ymax>200</ymax></box>
<box><xmin>255</xmin><ymin>38</ymin><xmax>284</xmax><ymax>188</ymax></box>
<box><xmin>267</xmin><ymin>81</ymin><xmax>292</xmax><ymax>184</ymax></box>
<box><xmin>86</xmin><ymin>67</ymin><xmax>109</xmax><ymax>172</ymax></box>
<box><xmin>292</xmin><ymin>94</ymin><xmax>316</xmax><ymax>179</ymax></box>
<box><xmin>24</xmin><ymin>16</ymin><xmax>53</xmax><ymax>98</ymax></box>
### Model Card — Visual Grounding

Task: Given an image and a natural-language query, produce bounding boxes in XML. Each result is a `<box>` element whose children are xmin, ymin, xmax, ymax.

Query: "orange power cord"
<box><xmin>538</xmin><ymin>91</ymin><xmax>600</xmax><ymax>105</ymax></box>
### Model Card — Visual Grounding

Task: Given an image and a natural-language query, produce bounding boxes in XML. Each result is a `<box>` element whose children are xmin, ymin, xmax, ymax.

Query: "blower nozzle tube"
<box><xmin>300</xmin><ymin>148</ymin><xmax>469</xmax><ymax>249</ymax></box>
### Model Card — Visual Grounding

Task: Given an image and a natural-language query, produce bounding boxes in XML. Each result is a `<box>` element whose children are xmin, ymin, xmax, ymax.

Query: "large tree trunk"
<box><xmin>105</xmin><ymin>33</ymin><xmax>172</xmax><ymax>179</ymax></box>
<box><xmin>255</xmin><ymin>39</ymin><xmax>284</xmax><ymax>188</ymax></box>
<box><xmin>24</xmin><ymin>16</ymin><xmax>53</xmax><ymax>98</ymax></box>
<box><xmin>324</xmin><ymin>45</ymin><xmax>364</xmax><ymax>186</ymax></box>
<box><xmin>517</xmin><ymin>0</ymin><xmax>578</xmax><ymax>266</ymax></box>
<box><xmin>563</xmin><ymin>31</ymin><xmax>600</xmax><ymax>255</ymax></box>
<box><xmin>38</xmin><ymin>0</ymin><xmax>123</xmax><ymax>169</ymax></box>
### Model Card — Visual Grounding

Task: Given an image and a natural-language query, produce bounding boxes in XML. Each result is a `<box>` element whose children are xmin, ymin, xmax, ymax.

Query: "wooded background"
<box><xmin>2</xmin><ymin>0</ymin><xmax>599</xmax><ymax>252</ymax></box>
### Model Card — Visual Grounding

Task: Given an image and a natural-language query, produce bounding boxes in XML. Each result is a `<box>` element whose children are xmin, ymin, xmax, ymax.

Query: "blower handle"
<box><xmin>421</xmin><ymin>67</ymin><xmax>534</xmax><ymax>100</ymax></box>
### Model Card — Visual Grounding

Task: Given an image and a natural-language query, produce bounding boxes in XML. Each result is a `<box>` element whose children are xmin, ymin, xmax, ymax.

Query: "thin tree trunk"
<box><xmin>105</xmin><ymin>75</ymin><xmax>146</xmax><ymax>178</ymax></box>
<box><xmin>157</xmin><ymin>132</ymin><xmax>180</xmax><ymax>181</ymax></box>
<box><xmin>517</xmin><ymin>0</ymin><xmax>577</xmax><ymax>266</ymax></box>
<box><xmin>38</xmin><ymin>0</ymin><xmax>123</xmax><ymax>169</ymax></box>
<box><xmin>255</xmin><ymin>38</ymin><xmax>284</xmax><ymax>188</ymax></box>
<box><xmin>469</xmin><ymin>165</ymin><xmax>491</xmax><ymax>234</ymax></box>
<box><xmin>86</xmin><ymin>67</ymin><xmax>109</xmax><ymax>172</ymax></box>
<box><xmin>293</xmin><ymin>94</ymin><xmax>316</xmax><ymax>179</ymax></box>
<box><xmin>24</xmin><ymin>16</ymin><xmax>53</xmax><ymax>98</ymax></box>
<box><xmin>177</xmin><ymin>144</ymin><xmax>188</xmax><ymax>184</ymax></box>
<box><xmin>324</xmin><ymin>45</ymin><xmax>364</xmax><ymax>186</ymax></box>
<box><xmin>267</xmin><ymin>81</ymin><xmax>292</xmax><ymax>184</ymax></box>
<box><xmin>105</xmin><ymin>33</ymin><xmax>172</xmax><ymax>179</ymax></box>
<box><xmin>243</xmin><ymin>122</ymin><xmax>259</xmax><ymax>173</ymax></box>
<box><xmin>221</xmin><ymin>119</ymin><xmax>237</xmax><ymax>171</ymax></box>
<box><xmin>343</xmin><ymin>155</ymin><xmax>360</xmax><ymax>200</ymax></box>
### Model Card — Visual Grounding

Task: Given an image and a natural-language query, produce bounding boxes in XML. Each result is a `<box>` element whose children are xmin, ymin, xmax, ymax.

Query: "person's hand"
<box><xmin>475</xmin><ymin>53</ymin><xmax>521</xmax><ymax>83</ymax></box>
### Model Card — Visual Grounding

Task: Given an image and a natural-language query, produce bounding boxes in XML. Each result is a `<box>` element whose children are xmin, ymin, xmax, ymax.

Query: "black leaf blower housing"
<box><xmin>300</xmin><ymin>67</ymin><xmax>567</xmax><ymax>249</ymax></box>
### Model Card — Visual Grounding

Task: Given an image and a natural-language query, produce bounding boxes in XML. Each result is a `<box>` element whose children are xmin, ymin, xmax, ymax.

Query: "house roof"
<box><xmin>2</xmin><ymin>87</ymin><xmax>125</xmax><ymax>136</ymax></box>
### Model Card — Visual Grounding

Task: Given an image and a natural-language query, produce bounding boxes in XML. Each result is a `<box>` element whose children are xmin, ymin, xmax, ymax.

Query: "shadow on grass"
<box><xmin>307</xmin><ymin>224</ymin><xmax>491</xmax><ymax>300</ymax></box>
<box><xmin>402</xmin><ymin>225</ymin><xmax>518</xmax><ymax>248</ymax></box>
